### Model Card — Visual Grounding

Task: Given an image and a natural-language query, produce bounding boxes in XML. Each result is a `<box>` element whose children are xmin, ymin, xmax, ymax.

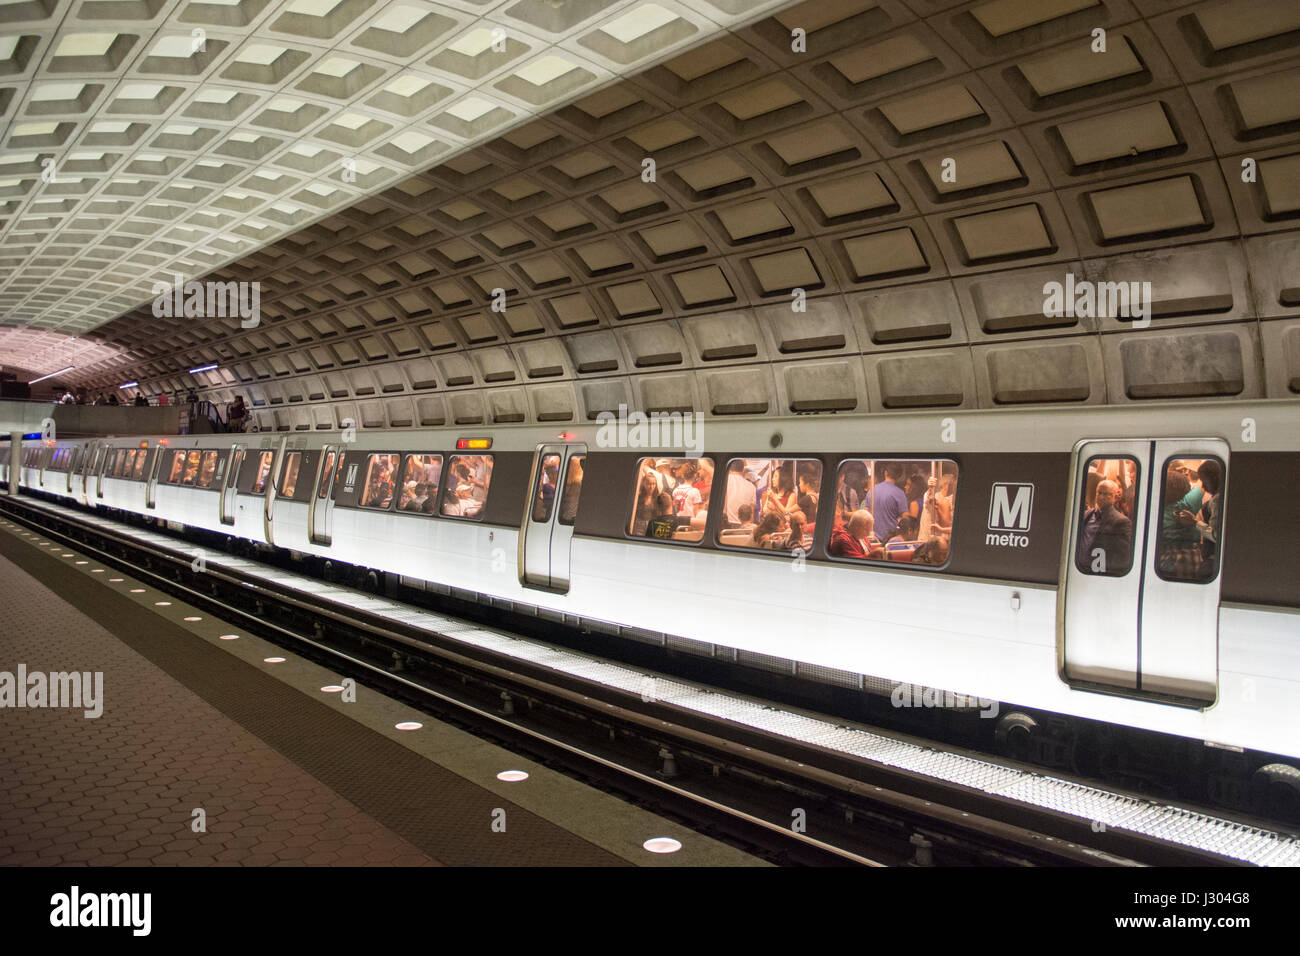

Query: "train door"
<box><xmin>80</xmin><ymin>443</ymin><xmax>98</xmax><ymax>505</ymax></box>
<box><xmin>263</xmin><ymin>437</ymin><xmax>287</xmax><ymax>546</ymax></box>
<box><xmin>94</xmin><ymin>443</ymin><xmax>109</xmax><ymax>500</ymax></box>
<box><xmin>309</xmin><ymin>444</ymin><xmax>339</xmax><ymax>546</ymax></box>
<box><xmin>519</xmin><ymin>443</ymin><xmax>586</xmax><ymax>593</ymax></box>
<box><xmin>1060</xmin><ymin>439</ymin><xmax>1228</xmax><ymax>704</ymax></box>
<box><xmin>64</xmin><ymin>446</ymin><xmax>78</xmax><ymax>494</ymax></box>
<box><xmin>145</xmin><ymin>446</ymin><xmax>162</xmax><ymax>509</ymax></box>
<box><xmin>220</xmin><ymin>444</ymin><xmax>244</xmax><ymax>526</ymax></box>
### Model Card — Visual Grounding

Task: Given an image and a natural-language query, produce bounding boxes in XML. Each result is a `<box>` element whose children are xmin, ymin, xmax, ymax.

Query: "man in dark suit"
<box><xmin>1077</xmin><ymin>479</ymin><xmax>1133</xmax><ymax>575</ymax></box>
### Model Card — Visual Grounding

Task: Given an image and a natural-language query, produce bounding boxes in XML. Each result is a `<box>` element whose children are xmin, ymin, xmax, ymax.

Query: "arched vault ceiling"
<box><xmin>17</xmin><ymin>0</ymin><xmax>1300</xmax><ymax>425</ymax></box>
<box><xmin>0</xmin><ymin>0</ymin><xmax>797</xmax><ymax>332</ymax></box>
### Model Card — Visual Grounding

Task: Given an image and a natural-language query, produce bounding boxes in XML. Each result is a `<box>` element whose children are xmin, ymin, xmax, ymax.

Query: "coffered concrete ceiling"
<box><xmin>9</xmin><ymin>0</ymin><xmax>1300</xmax><ymax>424</ymax></box>
<box><xmin>0</xmin><ymin>0</ymin><xmax>792</xmax><ymax>343</ymax></box>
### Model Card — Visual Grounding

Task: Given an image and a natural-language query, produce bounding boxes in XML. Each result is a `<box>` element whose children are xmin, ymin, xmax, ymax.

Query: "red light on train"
<box><xmin>558</xmin><ymin>432</ymin><xmax>575</xmax><ymax>441</ymax></box>
<box><xmin>456</xmin><ymin>438</ymin><xmax>492</xmax><ymax>450</ymax></box>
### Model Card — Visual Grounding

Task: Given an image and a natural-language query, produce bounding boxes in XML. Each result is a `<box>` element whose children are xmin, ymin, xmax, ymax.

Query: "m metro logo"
<box><xmin>987</xmin><ymin>482</ymin><xmax>1033</xmax><ymax>548</ymax></box>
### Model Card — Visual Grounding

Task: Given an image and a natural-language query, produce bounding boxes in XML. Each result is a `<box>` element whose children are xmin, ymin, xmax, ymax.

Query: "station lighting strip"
<box><xmin>13</xmin><ymin>492</ymin><xmax>1300</xmax><ymax>867</ymax></box>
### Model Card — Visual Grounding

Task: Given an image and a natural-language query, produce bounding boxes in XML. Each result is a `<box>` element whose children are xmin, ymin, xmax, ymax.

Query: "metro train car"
<box><xmin>7</xmin><ymin>399</ymin><xmax>1300</xmax><ymax>804</ymax></box>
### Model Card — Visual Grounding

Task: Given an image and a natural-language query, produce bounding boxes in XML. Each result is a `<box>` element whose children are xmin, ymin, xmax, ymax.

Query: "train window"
<box><xmin>166</xmin><ymin>451</ymin><xmax>184</xmax><ymax>483</ymax></box>
<box><xmin>627</xmin><ymin>457</ymin><xmax>715</xmax><ymax>543</ymax></box>
<box><xmin>132</xmin><ymin>450</ymin><xmax>147</xmax><ymax>481</ymax></box>
<box><xmin>1074</xmin><ymin>457</ymin><xmax>1139</xmax><ymax>576</ymax></box>
<box><xmin>441</xmin><ymin>455</ymin><xmax>493</xmax><ymax>519</ymax></box>
<box><xmin>830</xmin><ymin>459</ymin><xmax>958</xmax><ymax>567</ymax></box>
<box><xmin>558</xmin><ymin>456</ymin><xmax>585</xmax><ymax>526</ymax></box>
<box><xmin>531</xmin><ymin>454</ymin><xmax>562</xmax><ymax>523</ymax></box>
<box><xmin>182</xmin><ymin>450</ymin><xmax>201</xmax><ymax>485</ymax></box>
<box><xmin>716</xmin><ymin>458</ymin><xmax>822</xmax><ymax>554</ymax></box>
<box><xmin>1155</xmin><ymin>457</ymin><xmax>1225</xmax><ymax>584</ymax></box>
<box><xmin>397</xmin><ymin>454</ymin><xmax>442</xmax><ymax>514</ymax></box>
<box><xmin>279</xmin><ymin>452</ymin><xmax>302</xmax><ymax>497</ymax></box>
<box><xmin>197</xmin><ymin>451</ymin><xmax>219</xmax><ymax>488</ymax></box>
<box><xmin>252</xmin><ymin>452</ymin><xmax>273</xmax><ymax>494</ymax></box>
<box><xmin>359</xmin><ymin>453</ymin><xmax>400</xmax><ymax>510</ymax></box>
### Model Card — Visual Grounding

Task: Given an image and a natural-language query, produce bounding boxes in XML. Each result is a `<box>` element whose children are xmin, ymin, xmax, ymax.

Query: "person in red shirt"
<box><xmin>828</xmin><ymin>510</ymin><xmax>882</xmax><ymax>560</ymax></box>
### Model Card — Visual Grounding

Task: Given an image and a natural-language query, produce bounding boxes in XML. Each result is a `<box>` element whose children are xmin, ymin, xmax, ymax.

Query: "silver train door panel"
<box><xmin>94</xmin><ymin>442</ymin><xmax>109</xmax><ymax>500</ymax></box>
<box><xmin>80</xmin><ymin>443</ymin><xmax>98</xmax><ymax>505</ymax></box>
<box><xmin>309</xmin><ymin>444</ymin><xmax>339</xmax><ymax>546</ymax></box>
<box><xmin>220</xmin><ymin>444</ymin><xmax>244</xmax><ymax>526</ymax></box>
<box><xmin>64</xmin><ymin>446</ymin><xmax>77</xmax><ymax>494</ymax></box>
<box><xmin>1060</xmin><ymin>440</ymin><xmax>1149</xmax><ymax>691</ymax></box>
<box><xmin>1060</xmin><ymin>438</ymin><xmax>1226</xmax><ymax>705</ymax></box>
<box><xmin>263</xmin><ymin>437</ymin><xmax>286</xmax><ymax>546</ymax></box>
<box><xmin>519</xmin><ymin>443</ymin><xmax>585</xmax><ymax>593</ymax></box>
<box><xmin>145</xmin><ymin>445</ymin><xmax>162</xmax><ymax>509</ymax></box>
<box><xmin>1138</xmin><ymin>440</ymin><xmax>1228</xmax><ymax>702</ymax></box>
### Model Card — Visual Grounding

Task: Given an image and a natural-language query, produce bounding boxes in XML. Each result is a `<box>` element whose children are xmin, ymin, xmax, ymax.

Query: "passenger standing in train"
<box><xmin>560</xmin><ymin>458</ymin><xmax>583</xmax><ymax>524</ymax></box>
<box><xmin>1076</xmin><ymin>480</ymin><xmax>1133</xmax><ymax>574</ymax></box>
<box><xmin>631</xmin><ymin>471</ymin><xmax>659</xmax><ymax>535</ymax></box>
<box><xmin>798</xmin><ymin>471</ymin><xmax>820</xmax><ymax>515</ymax></box>
<box><xmin>652</xmin><ymin>459</ymin><xmax>675</xmax><ymax>497</ymax></box>
<box><xmin>672</xmin><ymin>464</ymin><xmax>702</xmax><ymax>516</ymax></box>
<box><xmin>644</xmin><ymin>493</ymin><xmax>677</xmax><ymax>539</ymax></box>
<box><xmin>470</xmin><ymin>457</ymin><xmax>491</xmax><ymax>508</ymax></box>
<box><xmin>838</xmin><ymin>465</ymin><xmax>867</xmax><ymax>514</ymax></box>
<box><xmin>724</xmin><ymin>466</ymin><xmax>757</xmax><ymax>528</ymax></box>
<box><xmin>869</xmin><ymin>463</ymin><xmax>908</xmax><ymax>541</ymax></box>
<box><xmin>762</xmin><ymin>471</ymin><xmax>798</xmax><ymax>522</ymax></box>
<box><xmin>421</xmin><ymin>456</ymin><xmax>441</xmax><ymax>488</ymax></box>
<box><xmin>1160</xmin><ymin>470</ymin><xmax>1205</xmax><ymax>578</ymax></box>
<box><xmin>692</xmin><ymin>459</ymin><xmax>713</xmax><ymax>498</ymax></box>
<box><xmin>1195</xmin><ymin>461</ymin><xmax>1223</xmax><ymax>562</ymax></box>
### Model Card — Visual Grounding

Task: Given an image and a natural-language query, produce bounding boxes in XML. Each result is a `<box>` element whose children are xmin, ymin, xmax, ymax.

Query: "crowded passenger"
<box><xmin>1076</xmin><ymin>478</ymin><xmax>1133</xmax><ymax>574</ymax></box>
<box><xmin>560</xmin><ymin>458</ymin><xmax>584</xmax><ymax>524</ymax></box>
<box><xmin>868</xmin><ymin>463</ymin><xmax>908</xmax><ymax>542</ymax></box>
<box><xmin>631</xmin><ymin>470</ymin><xmax>659</xmax><ymax>536</ymax></box>
<box><xmin>829</xmin><ymin>510</ymin><xmax>882</xmax><ymax>560</ymax></box>
<box><xmin>750</xmin><ymin>511</ymin><xmax>782</xmax><ymax>549</ymax></box>
<box><xmin>644</xmin><ymin>493</ymin><xmax>677</xmax><ymax>539</ymax></box>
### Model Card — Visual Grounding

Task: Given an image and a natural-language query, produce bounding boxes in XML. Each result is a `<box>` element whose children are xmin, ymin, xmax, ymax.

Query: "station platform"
<box><xmin>0</xmin><ymin>519</ymin><xmax>763</xmax><ymax>867</ymax></box>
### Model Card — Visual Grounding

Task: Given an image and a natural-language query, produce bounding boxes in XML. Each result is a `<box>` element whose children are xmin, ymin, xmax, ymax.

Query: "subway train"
<box><xmin>5</xmin><ymin>400</ymin><xmax>1300</xmax><ymax>794</ymax></box>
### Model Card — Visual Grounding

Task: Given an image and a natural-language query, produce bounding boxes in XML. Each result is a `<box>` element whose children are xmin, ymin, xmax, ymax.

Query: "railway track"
<box><xmin>5</xmin><ymin>491</ymin><xmax>1295</xmax><ymax>867</ymax></box>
